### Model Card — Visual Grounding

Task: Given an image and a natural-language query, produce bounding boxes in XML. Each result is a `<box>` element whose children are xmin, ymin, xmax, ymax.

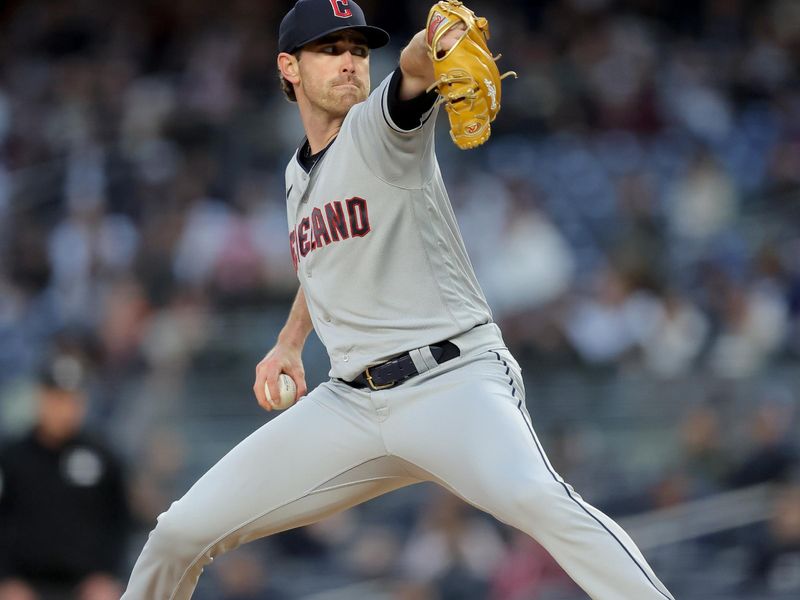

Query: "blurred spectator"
<box><xmin>0</xmin><ymin>355</ymin><xmax>130</xmax><ymax>600</ymax></box>
<box><xmin>648</xmin><ymin>470</ymin><xmax>693</xmax><ymax>510</ymax></box>
<box><xmin>346</xmin><ymin>524</ymin><xmax>403</xmax><ymax>580</ymax></box>
<box><xmin>207</xmin><ymin>549</ymin><xmax>290</xmax><ymax>600</ymax></box>
<box><xmin>746</xmin><ymin>483</ymin><xmax>800</xmax><ymax>595</ymax></box>
<box><xmin>639</xmin><ymin>291</ymin><xmax>710</xmax><ymax>378</ymax></box>
<box><xmin>677</xmin><ymin>405</ymin><xmax>730</xmax><ymax>496</ymax></box>
<box><xmin>666</xmin><ymin>153</ymin><xmax>737</xmax><ymax>243</ymax></box>
<box><xmin>563</xmin><ymin>267</ymin><xmax>659</xmax><ymax>365</ymax></box>
<box><xmin>489</xmin><ymin>532</ymin><xmax>576</xmax><ymax>600</ymax></box>
<box><xmin>479</xmin><ymin>184</ymin><xmax>575</xmax><ymax>319</ymax></box>
<box><xmin>727</xmin><ymin>387</ymin><xmax>798</xmax><ymax>488</ymax></box>
<box><xmin>126</xmin><ymin>428</ymin><xmax>187</xmax><ymax>529</ymax></box>
<box><xmin>398</xmin><ymin>491</ymin><xmax>506</xmax><ymax>600</ymax></box>
<box><xmin>708</xmin><ymin>278</ymin><xmax>790</xmax><ymax>378</ymax></box>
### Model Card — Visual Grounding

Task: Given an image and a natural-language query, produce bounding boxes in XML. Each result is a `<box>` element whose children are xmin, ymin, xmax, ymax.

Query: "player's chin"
<box><xmin>327</xmin><ymin>96</ymin><xmax>363</xmax><ymax>117</ymax></box>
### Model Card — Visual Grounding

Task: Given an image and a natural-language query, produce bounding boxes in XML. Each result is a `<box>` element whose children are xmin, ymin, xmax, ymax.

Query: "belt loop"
<box><xmin>408</xmin><ymin>348</ymin><xmax>429</xmax><ymax>374</ymax></box>
<box><xmin>419</xmin><ymin>346</ymin><xmax>439</xmax><ymax>370</ymax></box>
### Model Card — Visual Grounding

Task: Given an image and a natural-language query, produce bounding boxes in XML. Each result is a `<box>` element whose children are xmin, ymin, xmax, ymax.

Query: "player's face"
<box><xmin>297</xmin><ymin>33</ymin><xmax>371</xmax><ymax>117</ymax></box>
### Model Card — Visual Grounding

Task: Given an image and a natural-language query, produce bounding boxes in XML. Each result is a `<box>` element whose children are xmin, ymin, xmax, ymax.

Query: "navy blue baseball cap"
<box><xmin>279</xmin><ymin>0</ymin><xmax>390</xmax><ymax>54</ymax></box>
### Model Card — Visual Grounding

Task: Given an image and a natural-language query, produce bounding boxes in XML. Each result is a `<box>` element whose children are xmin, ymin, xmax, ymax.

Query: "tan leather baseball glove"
<box><xmin>426</xmin><ymin>0</ymin><xmax>516</xmax><ymax>150</ymax></box>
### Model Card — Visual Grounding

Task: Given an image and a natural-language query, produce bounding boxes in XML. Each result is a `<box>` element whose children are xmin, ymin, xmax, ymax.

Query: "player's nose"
<box><xmin>339</xmin><ymin>51</ymin><xmax>356</xmax><ymax>72</ymax></box>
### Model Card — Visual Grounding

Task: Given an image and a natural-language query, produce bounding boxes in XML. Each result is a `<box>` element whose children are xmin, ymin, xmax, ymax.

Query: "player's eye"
<box><xmin>316</xmin><ymin>42</ymin><xmax>367</xmax><ymax>57</ymax></box>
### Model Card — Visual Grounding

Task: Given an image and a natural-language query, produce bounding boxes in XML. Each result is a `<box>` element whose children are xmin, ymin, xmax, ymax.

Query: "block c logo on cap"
<box><xmin>329</xmin><ymin>0</ymin><xmax>352</xmax><ymax>18</ymax></box>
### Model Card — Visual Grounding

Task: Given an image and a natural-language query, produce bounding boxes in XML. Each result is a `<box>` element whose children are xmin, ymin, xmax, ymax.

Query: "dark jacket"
<box><xmin>0</xmin><ymin>430</ymin><xmax>130</xmax><ymax>588</ymax></box>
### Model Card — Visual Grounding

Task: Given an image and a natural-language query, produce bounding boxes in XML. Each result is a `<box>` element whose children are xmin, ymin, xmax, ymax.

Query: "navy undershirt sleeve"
<box><xmin>386</xmin><ymin>67</ymin><xmax>438</xmax><ymax>131</ymax></box>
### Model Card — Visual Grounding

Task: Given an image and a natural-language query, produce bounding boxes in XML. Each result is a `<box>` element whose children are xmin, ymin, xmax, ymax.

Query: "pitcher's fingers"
<box><xmin>254</xmin><ymin>363</ymin><xmax>277</xmax><ymax>411</ymax></box>
<box><xmin>252</xmin><ymin>364</ymin><xmax>266</xmax><ymax>407</ymax></box>
<box><xmin>252</xmin><ymin>378</ymin><xmax>271</xmax><ymax>411</ymax></box>
<box><xmin>295</xmin><ymin>377</ymin><xmax>308</xmax><ymax>400</ymax></box>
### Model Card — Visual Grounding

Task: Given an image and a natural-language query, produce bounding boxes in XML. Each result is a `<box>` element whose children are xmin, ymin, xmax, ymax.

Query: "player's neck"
<box><xmin>307</xmin><ymin>129</ymin><xmax>340</xmax><ymax>155</ymax></box>
<box><xmin>298</xmin><ymin>101</ymin><xmax>344</xmax><ymax>154</ymax></box>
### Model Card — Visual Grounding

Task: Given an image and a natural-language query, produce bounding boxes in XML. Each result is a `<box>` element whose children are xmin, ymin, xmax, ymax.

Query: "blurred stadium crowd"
<box><xmin>0</xmin><ymin>0</ymin><xmax>799</xmax><ymax>598</ymax></box>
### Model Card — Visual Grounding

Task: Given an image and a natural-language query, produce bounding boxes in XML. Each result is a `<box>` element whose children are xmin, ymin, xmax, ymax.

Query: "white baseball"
<box><xmin>265</xmin><ymin>373</ymin><xmax>297</xmax><ymax>410</ymax></box>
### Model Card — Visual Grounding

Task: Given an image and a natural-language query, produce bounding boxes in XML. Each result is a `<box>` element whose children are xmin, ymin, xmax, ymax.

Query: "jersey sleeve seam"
<box><xmin>349</xmin><ymin>76</ymin><xmax>438</xmax><ymax>191</ymax></box>
<box><xmin>356</xmin><ymin>165</ymin><xmax>434</xmax><ymax>191</ymax></box>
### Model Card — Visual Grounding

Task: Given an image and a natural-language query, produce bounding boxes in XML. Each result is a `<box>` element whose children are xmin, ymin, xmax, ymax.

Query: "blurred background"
<box><xmin>0</xmin><ymin>0</ymin><xmax>799</xmax><ymax>598</ymax></box>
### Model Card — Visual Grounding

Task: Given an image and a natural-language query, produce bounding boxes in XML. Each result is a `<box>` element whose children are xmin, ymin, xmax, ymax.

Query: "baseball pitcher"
<box><xmin>122</xmin><ymin>1</ymin><xmax>675</xmax><ymax>598</ymax></box>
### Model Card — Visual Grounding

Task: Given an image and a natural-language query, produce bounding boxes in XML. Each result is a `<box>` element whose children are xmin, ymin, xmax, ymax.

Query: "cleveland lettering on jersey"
<box><xmin>289</xmin><ymin>197</ymin><xmax>372</xmax><ymax>271</ymax></box>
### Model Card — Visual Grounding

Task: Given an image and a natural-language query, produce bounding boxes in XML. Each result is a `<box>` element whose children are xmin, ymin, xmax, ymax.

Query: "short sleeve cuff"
<box><xmin>383</xmin><ymin>67</ymin><xmax>438</xmax><ymax>132</ymax></box>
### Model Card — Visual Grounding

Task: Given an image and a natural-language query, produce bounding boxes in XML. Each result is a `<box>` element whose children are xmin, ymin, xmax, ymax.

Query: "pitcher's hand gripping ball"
<box><xmin>426</xmin><ymin>0</ymin><xmax>517</xmax><ymax>149</ymax></box>
<box><xmin>265</xmin><ymin>374</ymin><xmax>297</xmax><ymax>410</ymax></box>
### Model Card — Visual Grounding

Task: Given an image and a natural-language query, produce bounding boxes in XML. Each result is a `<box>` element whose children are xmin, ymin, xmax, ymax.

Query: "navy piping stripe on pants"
<box><xmin>490</xmin><ymin>351</ymin><xmax>673</xmax><ymax>600</ymax></box>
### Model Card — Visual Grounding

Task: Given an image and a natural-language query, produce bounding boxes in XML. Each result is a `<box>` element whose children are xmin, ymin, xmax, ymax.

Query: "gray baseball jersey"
<box><xmin>123</xmin><ymin>70</ymin><xmax>674</xmax><ymax>600</ymax></box>
<box><xmin>285</xmin><ymin>72</ymin><xmax>491</xmax><ymax>381</ymax></box>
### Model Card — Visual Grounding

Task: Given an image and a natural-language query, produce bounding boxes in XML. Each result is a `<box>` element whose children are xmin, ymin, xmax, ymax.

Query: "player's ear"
<box><xmin>277</xmin><ymin>52</ymin><xmax>300</xmax><ymax>84</ymax></box>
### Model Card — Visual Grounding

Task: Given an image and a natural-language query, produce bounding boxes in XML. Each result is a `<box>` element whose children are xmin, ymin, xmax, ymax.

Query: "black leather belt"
<box><xmin>343</xmin><ymin>341</ymin><xmax>460</xmax><ymax>391</ymax></box>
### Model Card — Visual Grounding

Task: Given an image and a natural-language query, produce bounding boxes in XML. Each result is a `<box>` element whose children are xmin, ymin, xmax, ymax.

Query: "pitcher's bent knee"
<box><xmin>145</xmin><ymin>504</ymin><xmax>214</xmax><ymax>564</ymax></box>
<box><xmin>123</xmin><ymin>505</ymin><xmax>231</xmax><ymax>600</ymax></box>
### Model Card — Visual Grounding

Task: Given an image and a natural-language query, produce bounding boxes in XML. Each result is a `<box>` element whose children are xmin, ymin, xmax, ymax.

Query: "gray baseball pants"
<box><xmin>122</xmin><ymin>324</ymin><xmax>673</xmax><ymax>600</ymax></box>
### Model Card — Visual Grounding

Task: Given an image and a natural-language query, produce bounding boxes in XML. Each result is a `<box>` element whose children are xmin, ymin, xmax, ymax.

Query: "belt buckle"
<box><xmin>365</xmin><ymin>366</ymin><xmax>395</xmax><ymax>391</ymax></box>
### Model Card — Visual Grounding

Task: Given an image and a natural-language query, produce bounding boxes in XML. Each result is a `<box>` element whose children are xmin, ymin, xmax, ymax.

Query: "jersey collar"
<box><xmin>297</xmin><ymin>137</ymin><xmax>336</xmax><ymax>174</ymax></box>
